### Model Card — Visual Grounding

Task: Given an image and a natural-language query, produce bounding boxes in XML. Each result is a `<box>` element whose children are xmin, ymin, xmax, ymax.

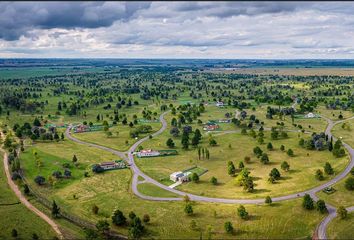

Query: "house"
<box><xmin>203</xmin><ymin>125</ymin><xmax>219</xmax><ymax>131</ymax></box>
<box><xmin>137</xmin><ymin>149</ymin><xmax>160</xmax><ymax>158</ymax></box>
<box><xmin>99</xmin><ymin>162</ymin><xmax>119</xmax><ymax>170</ymax></box>
<box><xmin>216</xmin><ymin>101</ymin><xmax>224</xmax><ymax>107</ymax></box>
<box><xmin>170</xmin><ymin>171</ymin><xmax>191</xmax><ymax>182</ymax></box>
<box><xmin>74</xmin><ymin>124</ymin><xmax>90</xmax><ymax>133</ymax></box>
<box><xmin>305</xmin><ymin>112</ymin><xmax>315</xmax><ymax>118</ymax></box>
<box><xmin>218</xmin><ymin>119</ymin><xmax>231</xmax><ymax>123</ymax></box>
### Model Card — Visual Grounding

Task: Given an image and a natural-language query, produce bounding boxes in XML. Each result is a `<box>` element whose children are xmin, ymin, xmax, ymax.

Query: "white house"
<box><xmin>137</xmin><ymin>149</ymin><xmax>160</xmax><ymax>158</ymax></box>
<box><xmin>305</xmin><ymin>112</ymin><xmax>315</xmax><ymax>118</ymax></box>
<box><xmin>216</xmin><ymin>101</ymin><xmax>224</xmax><ymax>107</ymax></box>
<box><xmin>170</xmin><ymin>171</ymin><xmax>191</xmax><ymax>182</ymax></box>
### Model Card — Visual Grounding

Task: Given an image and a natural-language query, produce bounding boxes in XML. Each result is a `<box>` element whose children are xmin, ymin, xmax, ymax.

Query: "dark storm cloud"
<box><xmin>0</xmin><ymin>2</ymin><xmax>151</xmax><ymax>41</ymax></box>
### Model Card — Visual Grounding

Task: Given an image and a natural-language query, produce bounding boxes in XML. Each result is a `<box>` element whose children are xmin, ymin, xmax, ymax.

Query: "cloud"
<box><xmin>1</xmin><ymin>1</ymin><xmax>354</xmax><ymax>58</ymax></box>
<box><xmin>0</xmin><ymin>2</ymin><xmax>151</xmax><ymax>40</ymax></box>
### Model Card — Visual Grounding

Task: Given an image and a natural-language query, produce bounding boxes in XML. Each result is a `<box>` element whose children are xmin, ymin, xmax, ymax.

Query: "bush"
<box><xmin>143</xmin><ymin>214</ymin><xmax>150</xmax><ymax>223</ymax></box>
<box><xmin>302</xmin><ymin>194</ymin><xmax>314</xmax><ymax>210</ymax></box>
<box><xmin>210</xmin><ymin>176</ymin><xmax>218</xmax><ymax>185</ymax></box>
<box><xmin>191</xmin><ymin>173</ymin><xmax>199</xmax><ymax>183</ymax></box>
<box><xmin>265</xmin><ymin>196</ymin><xmax>272</xmax><ymax>205</ymax></box>
<box><xmin>344</xmin><ymin>177</ymin><xmax>354</xmax><ymax>190</ymax></box>
<box><xmin>316</xmin><ymin>200</ymin><xmax>328</xmax><ymax>214</ymax></box>
<box><xmin>112</xmin><ymin>209</ymin><xmax>126</xmax><ymax>226</ymax></box>
<box><xmin>184</xmin><ymin>203</ymin><xmax>193</xmax><ymax>216</ymax></box>
<box><xmin>237</xmin><ymin>205</ymin><xmax>248</xmax><ymax>220</ymax></box>
<box><xmin>34</xmin><ymin>176</ymin><xmax>45</xmax><ymax>185</ymax></box>
<box><xmin>224</xmin><ymin>221</ymin><xmax>233</xmax><ymax>234</ymax></box>
<box><xmin>337</xmin><ymin>206</ymin><xmax>348</xmax><ymax>219</ymax></box>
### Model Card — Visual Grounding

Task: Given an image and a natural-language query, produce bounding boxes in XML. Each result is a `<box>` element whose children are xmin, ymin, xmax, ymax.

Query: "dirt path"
<box><xmin>1</xmin><ymin>133</ymin><xmax>63</xmax><ymax>239</ymax></box>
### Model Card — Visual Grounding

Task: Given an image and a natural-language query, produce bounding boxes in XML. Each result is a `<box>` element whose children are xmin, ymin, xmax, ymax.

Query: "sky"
<box><xmin>1</xmin><ymin>1</ymin><xmax>354</xmax><ymax>59</ymax></box>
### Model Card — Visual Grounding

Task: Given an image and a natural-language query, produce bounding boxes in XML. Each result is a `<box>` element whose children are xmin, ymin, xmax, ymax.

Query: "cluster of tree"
<box><xmin>302</xmin><ymin>194</ymin><xmax>327</xmax><ymax>214</ymax></box>
<box><xmin>130</xmin><ymin>124</ymin><xmax>153</xmax><ymax>138</ymax></box>
<box><xmin>111</xmin><ymin>209</ymin><xmax>149</xmax><ymax>239</ymax></box>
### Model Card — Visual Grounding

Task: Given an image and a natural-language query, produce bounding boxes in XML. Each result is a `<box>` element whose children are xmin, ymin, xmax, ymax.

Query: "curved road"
<box><xmin>66</xmin><ymin>112</ymin><xmax>354</xmax><ymax>238</ymax></box>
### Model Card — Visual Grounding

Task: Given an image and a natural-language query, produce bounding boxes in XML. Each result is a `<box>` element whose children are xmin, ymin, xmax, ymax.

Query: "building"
<box><xmin>203</xmin><ymin>125</ymin><xmax>219</xmax><ymax>131</ymax></box>
<box><xmin>98</xmin><ymin>160</ymin><xmax>127</xmax><ymax>170</ymax></box>
<box><xmin>305</xmin><ymin>112</ymin><xmax>315</xmax><ymax>118</ymax></box>
<box><xmin>137</xmin><ymin>149</ymin><xmax>160</xmax><ymax>158</ymax></box>
<box><xmin>170</xmin><ymin>171</ymin><xmax>191</xmax><ymax>182</ymax></box>
<box><xmin>216</xmin><ymin>101</ymin><xmax>224</xmax><ymax>107</ymax></box>
<box><xmin>218</xmin><ymin>119</ymin><xmax>231</xmax><ymax>123</ymax></box>
<box><xmin>74</xmin><ymin>124</ymin><xmax>89</xmax><ymax>133</ymax></box>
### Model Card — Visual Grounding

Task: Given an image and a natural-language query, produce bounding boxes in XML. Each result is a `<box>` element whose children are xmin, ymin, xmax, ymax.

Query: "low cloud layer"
<box><xmin>1</xmin><ymin>1</ymin><xmax>354</xmax><ymax>58</ymax></box>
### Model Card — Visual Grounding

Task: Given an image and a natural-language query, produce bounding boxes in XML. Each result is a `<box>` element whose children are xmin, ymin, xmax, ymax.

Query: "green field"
<box><xmin>327</xmin><ymin>212</ymin><xmax>354</xmax><ymax>239</ymax></box>
<box><xmin>0</xmin><ymin>151</ymin><xmax>56</xmax><ymax>239</ymax></box>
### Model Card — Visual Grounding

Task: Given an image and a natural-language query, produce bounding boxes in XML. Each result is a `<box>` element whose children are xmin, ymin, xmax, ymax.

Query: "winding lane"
<box><xmin>66</xmin><ymin>112</ymin><xmax>354</xmax><ymax>205</ymax></box>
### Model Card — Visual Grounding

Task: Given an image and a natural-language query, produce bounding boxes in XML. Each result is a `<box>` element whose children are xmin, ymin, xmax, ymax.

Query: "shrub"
<box><xmin>344</xmin><ymin>177</ymin><xmax>354</xmax><ymax>190</ymax></box>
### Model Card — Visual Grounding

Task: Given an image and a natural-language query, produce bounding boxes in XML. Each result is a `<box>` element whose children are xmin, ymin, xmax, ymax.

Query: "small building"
<box><xmin>216</xmin><ymin>101</ymin><xmax>224</xmax><ymax>107</ymax></box>
<box><xmin>218</xmin><ymin>119</ymin><xmax>231</xmax><ymax>123</ymax></box>
<box><xmin>137</xmin><ymin>149</ymin><xmax>160</xmax><ymax>158</ymax></box>
<box><xmin>99</xmin><ymin>162</ymin><xmax>120</xmax><ymax>170</ymax></box>
<box><xmin>74</xmin><ymin>124</ymin><xmax>90</xmax><ymax>133</ymax></box>
<box><xmin>170</xmin><ymin>171</ymin><xmax>191</xmax><ymax>182</ymax></box>
<box><xmin>305</xmin><ymin>112</ymin><xmax>315</xmax><ymax>118</ymax></box>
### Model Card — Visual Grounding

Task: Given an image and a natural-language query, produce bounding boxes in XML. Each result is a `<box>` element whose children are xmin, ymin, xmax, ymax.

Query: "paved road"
<box><xmin>1</xmin><ymin>148</ymin><xmax>63</xmax><ymax>239</ymax></box>
<box><xmin>66</xmin><ymin>112</ymin><xmax>354</xmax><ymax>206</ymax></box>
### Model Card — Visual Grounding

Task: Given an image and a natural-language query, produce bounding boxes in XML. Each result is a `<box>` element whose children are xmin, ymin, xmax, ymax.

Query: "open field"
<box><xmin>316</xmin><ymin>175</ymin><xmax>354</xmax><ymax>208</ymax></box>
<box><xmin>136</xmin><ymin>129</ymin><xmax>349</xmax><ymax>199</ymax></box>
<box><xmin>207</xmin><ymin>67</ymin><xmax>354</xmax><ymax>76</ymax></box>
<box><xmin>332</xmin><ymin>118</ymin><xmax>354</xmax><ymax>147</ymax></box>
<box><xmin>327</xmin><ymin>212</ymin><xmax>354</xmax><ymax>239</ymax></box>
<box><xmin>0</xmin><ymin>152</ymin><xmax>56</xmax><ymax>239</ymax></box>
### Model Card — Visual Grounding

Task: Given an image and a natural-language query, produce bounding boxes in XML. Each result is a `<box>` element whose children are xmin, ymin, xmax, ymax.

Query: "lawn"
<box><xmin>327</xmin><ymin>212</ymin><xmax>354</xmax><ymax>239</ymax></box>
<box><xmin>137</xmin><ymin>183</ymin><xmax>180</xmax><ymax>198</ymax></box>
<box><xmin>136</xmin><ymin>129</ymin><xmax>349</xmax><ymax>199</ymax></box>
<box><xmin>72</xmin><ymin>122</ymin><xmax>161</xmax><ymax>152</ymax></box>
<box><xmin>316</xmin><ymin>175</ymin><xmax>354</xmax><ymax>208</ymax></box>
<box><xmin>0</xmin><ymin>151</ymin><xmax>56</xmax><ymax>239</ymax></box>
<box><xmin>332</xmin><ymin>118</ymin><xmax>354</xmax><ymax>148</ymax></box>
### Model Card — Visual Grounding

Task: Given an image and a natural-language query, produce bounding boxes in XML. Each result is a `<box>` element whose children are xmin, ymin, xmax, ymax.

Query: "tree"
<box><xmin>265</xmin><ymin>196</ymin><xmax>272</xmax><ymax>205</ymax></box>
<box><xmin>315</xmin><ymin>169</ymin><xmax>324</xmax><ymax>181</ymax></box>
<box><xmin>61</xmin><ymin>133</ymin><xmax>64</xmax><ymax>140</ymax></box>
<box><xmin>129</xmin><ymin>211</ymin><xmax>136</xmax><ymax>220</ymax></box>
<box><xmin>52</xmin><ymin>200</ymin><xmax>60</xmax><ymax>218</ymax></box>
<box><xmin>191</xmin><ymin>173</ymin><xmax>199</xmax><ymax>183</ymax></box>
<box><xmin>253</xmin><ymin>146</ymin><xmax>263</xmax><ymax>157</ymax></box>
<box><xmin>209</xmin><ymin>138</ymin><xmax>217</xmax><ymax>146</ymax></box>
<box><xmin>184</xmin><ymin>203</ymin><xmax>193</xmax><ymax>216</ymax></box>
<box><xmin>96</xmin><ymin>220</ymin><xmax>110</xmax><ymax>235</ymax></box>
<box><xmin>228</xmin><ymin>161</ymin><xmax>236</xmax><ymax>176</ymax></box>
<box><xmin>23</xmin><ymin>184</ymin><xmax>30</xmax><ymax>195</ymax></box>
<box><xmin>92</xmin><ymin>204</ymin><xmax>99</xmax><ymax>215</ymax></box>
<box><xmin>34</xmin><ymin>175</ymin><xmax>45</xmax><ymax>185</ymax></box>
<box><xmin>344</xmin><ymin>177</ymin><xmax>354</xmax><ymax>190</ymax></box>
<box><xmin>181</xmin><ymin>132</ymin><xmax>189</xmax><ymax>149</ymax></box>
<box><xmin>31</xmin><ymin>233</ymin><xmax>39</xmax><ymax>240</ymax></box>
<box><xmin>210</xmin><ymin>176</ymin><xmax>218</xmax><ymax>185</ymax></box>
<box><xmin>302</xmin><ymin>194</ymin><xmax>314</xmax><ymax>210</ymax></box>
<box><xmin>33</xmin><ymin>118</ymin><xmax>41</xmax><ymax>127</ymax></box>
<box><xmin>129</xmin><ymin>216</ymin><xmax>144</xmax><ymax>239</ymax></box>
<box><xmin>166</xmin><ymin>138</ymin><xmax>175</xmax><ymax>148</ymax></box>
<box><xmin>84</xmin><ymin>228</ymin><xmax>99</xmax><ymax>240</ymax></box>
<box><xmin>316</xmin><ymin>200</ymin><xmax>328</xmax><ymax>214</ymax></box>
<box><xmin>143</xmin><ymin>214</ymin><xmax>150</xmax><ymax>223</ymax></box>
<box><xmin>324</xmin><ymin>162</ymin><xmax>334</xmax><ymax>175</ymax></box>
<box><xmin>238</xmin><ymin>161</ymin><xmax>244</xmax><ymax>169</ymax></box>
<box><xmin>267</xmin><ymin>142</ymin><xmax>273</xmax><ymax>150</ymax></box>
<box><xmin>72</xmin><ymin>154</ymin><xmax>78</xmax><ymax>163</ymax></box>
<box><xmin>237</xmin><ymin>205</ymin><xmax>248</xmax><ymax>220</ymax></box>
<box><xmin>269</xmin><ymin>168</ymin><xmax>281</xmax><ymax>180</ymax></box>
<box><xmin>287</xmin><ymin>148</ymin><xmax>294</xmax><ymax>157</ymax></box>
<box><xmin>337</xmin><ymin>206</ymin><xmax>348</xmax><ymax>219</ymax></box>
<box><xmin>224</xmin><ymin>221</ymin><xmax>233</xmax><ymax>234</ymax></box>
<box><xmin>11</xmin><ymin>229</ymin><xmax>18</xmax><ymax>238</ymax></box>
<box><xmin>260</xmin><ymin>153</ymin><xmax>269</xmax><ymax>164</ymax></box>
<box><xmin>281</xmin><ymin>161</ymin><xmax>290</xmax><ymax>172</ymax></box>
<box><xmin>280</xmin><ymin>145</ymin><xmax>285</xmax><ymax>151</ymax></box>
<box><xmin>112</xmin><ymin>209</ymin><xmax>126</xmax><ymax>226</ymax></box>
